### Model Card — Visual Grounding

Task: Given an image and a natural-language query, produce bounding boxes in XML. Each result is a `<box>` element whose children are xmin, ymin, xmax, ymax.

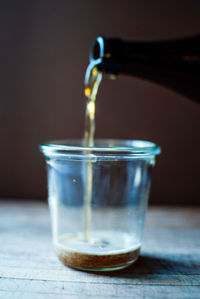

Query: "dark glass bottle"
<box><xmin>90</xmin><ymin>36</ymin><xmax>200</xmax><ymax>102</ymax></box>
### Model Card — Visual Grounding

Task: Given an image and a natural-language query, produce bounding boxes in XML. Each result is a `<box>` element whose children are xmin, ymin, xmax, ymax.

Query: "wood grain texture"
<box><xmin>0</xmin><ymin>201</ymin><xmax>200</xmax><ymax>299</ymax></box>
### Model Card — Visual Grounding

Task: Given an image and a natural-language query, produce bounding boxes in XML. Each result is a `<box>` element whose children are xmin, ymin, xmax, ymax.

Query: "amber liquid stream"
<box><xmin>83</xmin><ymin>62</ymin><xmax>102</xmax><ymax>242</ymax></box>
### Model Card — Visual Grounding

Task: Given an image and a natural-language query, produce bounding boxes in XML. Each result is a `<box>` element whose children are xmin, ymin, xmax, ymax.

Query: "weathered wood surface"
<box><xmin>0</xmin><ymin>201</ymin><xmax>199</xmax><ymax>299</ymax></box>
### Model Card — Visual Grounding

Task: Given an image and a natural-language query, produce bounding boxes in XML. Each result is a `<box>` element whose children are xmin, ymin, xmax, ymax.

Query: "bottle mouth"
<box><xmin>90</xmin><ymin>37</ymin><xmax>105</xmax><ymax>61</ymax></box>
<box><xmin>40</xmin><ymin>139</ymin><xmax>161</xmax><ymax>160</ymax></box>
<box><xmin>89</xmin><ymin>36</ymin><xmax>123</xmax><ymax>75</ymax></box>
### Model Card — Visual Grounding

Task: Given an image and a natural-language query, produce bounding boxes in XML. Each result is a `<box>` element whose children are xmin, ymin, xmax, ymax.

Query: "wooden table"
<box><xmin>0</xmin><ymin>201</ymin><xmax>199</xmax><ymax>299</ymax></box>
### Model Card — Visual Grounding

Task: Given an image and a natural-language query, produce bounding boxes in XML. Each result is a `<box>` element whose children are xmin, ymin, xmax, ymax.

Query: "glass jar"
<box><xmin>40</xmin><ymin>139</ymin><xmax>161</xmax><ymax>271</ymax></box>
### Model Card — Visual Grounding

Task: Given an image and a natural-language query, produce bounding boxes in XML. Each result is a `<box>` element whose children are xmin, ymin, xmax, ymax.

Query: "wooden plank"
<box><xmin>0</xmin><ymin>278</ymin><xmax>200</xmax><ymax>299</ymax></box>
<box><xmin>0</xmin><ymin>201</ymin><xmax>200</xmax><ymax>299</ymax></box>
<box><xmin>0</xmin><ymin>253</ymin><xmax>200</xmax><ymax>285</ymax></box>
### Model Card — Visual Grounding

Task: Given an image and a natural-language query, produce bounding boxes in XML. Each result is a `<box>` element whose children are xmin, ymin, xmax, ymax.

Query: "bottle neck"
<box><xmin>90</xmin><ymin>36</ymin><xmax>200</xmax><ymax>102</ymax></box>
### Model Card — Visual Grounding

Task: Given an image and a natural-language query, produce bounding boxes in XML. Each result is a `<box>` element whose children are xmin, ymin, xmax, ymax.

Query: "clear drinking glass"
<box><xmin>40</xmin><ymin>139</ymin><xmax>161</xmax><ymax>271</ymax></box>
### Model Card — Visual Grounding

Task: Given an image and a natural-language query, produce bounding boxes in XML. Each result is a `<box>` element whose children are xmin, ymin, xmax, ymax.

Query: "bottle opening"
<box><xmin>90</xmin><ymin>37</ymin><xmax>104</xmax><ymax>61</ymax></box>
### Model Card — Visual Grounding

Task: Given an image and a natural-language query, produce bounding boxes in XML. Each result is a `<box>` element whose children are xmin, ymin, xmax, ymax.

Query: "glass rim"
<box><xmin>40</xmin><ymin>139</ymin><xmax>161</xmax><ymax>157</ymax></box>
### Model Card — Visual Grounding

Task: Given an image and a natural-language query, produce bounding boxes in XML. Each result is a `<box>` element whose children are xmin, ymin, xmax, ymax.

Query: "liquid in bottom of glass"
<box><xmin>54</xmin><ymin>230</ymin><xmax>141</xmax><ymax>271</ymax></box>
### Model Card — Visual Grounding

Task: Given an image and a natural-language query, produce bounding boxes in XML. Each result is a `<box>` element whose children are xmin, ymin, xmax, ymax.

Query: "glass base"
<box><xmin>66</xmin><ymin>257</ymin><xmax>139</xmax><ymax>272</ymax></box>
<box><xmin>55</xmin><ymin>245</ymin><xmax>140</xmax><ymax>272</ymax></box>
<box><xmin>54</xmin><ymin>231</ymin><xmax>141</xmax><ymax>271</ymax></box>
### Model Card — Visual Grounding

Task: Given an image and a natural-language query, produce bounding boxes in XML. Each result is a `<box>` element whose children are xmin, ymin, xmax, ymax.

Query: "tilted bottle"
<box><xmin>89</xmin><ymin>35</ymin><xmax>200</xmax><ymax>102</ymax></box>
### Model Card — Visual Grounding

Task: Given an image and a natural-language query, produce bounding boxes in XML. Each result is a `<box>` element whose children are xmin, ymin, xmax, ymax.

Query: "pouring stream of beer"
<box><xmin>83</xmin><ymin>60</ymin><xmax>102</xmax><ymax>242</ymax></box>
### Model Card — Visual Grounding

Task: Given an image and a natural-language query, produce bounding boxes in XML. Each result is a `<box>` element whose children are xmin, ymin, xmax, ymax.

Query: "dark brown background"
<box><xmin>0</xmin><ymin>0</ymin><xmax>200</xmax><ymax>205</ymax></box>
